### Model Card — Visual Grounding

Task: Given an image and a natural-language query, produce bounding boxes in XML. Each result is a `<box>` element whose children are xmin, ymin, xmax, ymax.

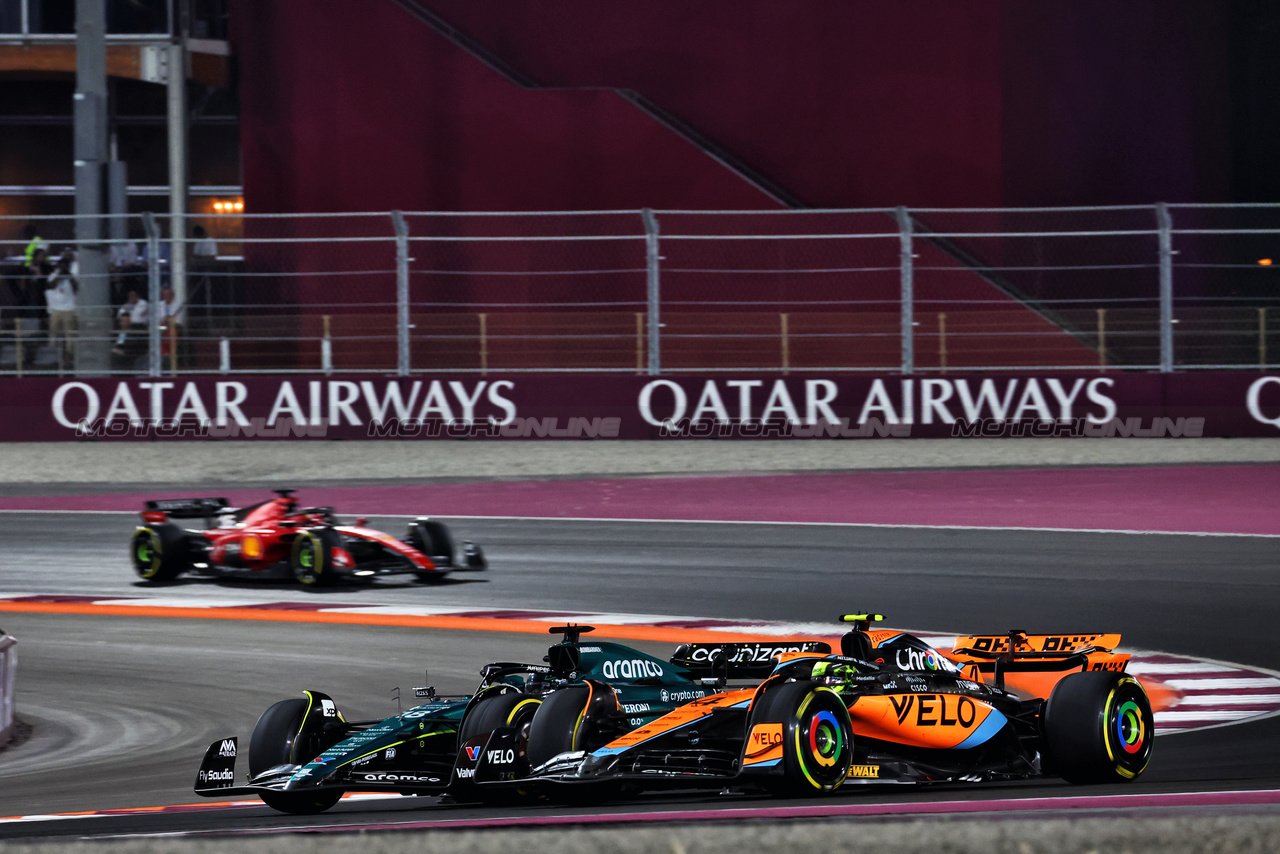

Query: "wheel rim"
<box><xmin>134</xmin><ymin>532</ymin><xmax>161</xmax><ymax>577</ymax></box>
<box><xmin>295</xmin><ymin>537</ymin><xmax>318</xmax><ymax>581</ymax></box>
<box><xmin>1116</xmin><ymin>700</ymin><xmax>1146</xmax><ymax>754</ymax></box>
<box><xmin>808</xmin><ymin>710</ymin><xmax>843</xmax><ymax>767</ymax></box>
<box><xmin>1103</xmin><ymin>679</ymin><xmax>1153</xmax><ymax>777</ymax></box>
<box><xmin>794</xmin><ymin>691</ymin><xmax>849</xmax><ymax>790</ymax></box>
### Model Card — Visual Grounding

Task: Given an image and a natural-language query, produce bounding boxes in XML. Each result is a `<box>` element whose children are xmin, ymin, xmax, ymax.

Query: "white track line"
<box><xmin>0</xmin><ymin>507</ymin><xmax>1277</xmax><ymax>538</ymax></box>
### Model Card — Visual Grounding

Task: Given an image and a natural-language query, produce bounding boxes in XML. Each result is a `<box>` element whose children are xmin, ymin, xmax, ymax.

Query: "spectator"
<box><xmin>44</xmin><ymin>253</ymin><xmax>78</xmax><ymax>370</ymax></box>
<box><xmin>10</xmin><ymin>246</ymin><xmax>50</xmax><ymax>367</ymax></box>
<box><xmin>158</xmin><ymin>286</ymin><xmax>187</xmax><ymax>368</ymax></box>
<box><xmin>109</xmin><ymin>239</ymin><xmax>139</xmax><ymax>270</ymax></box>
<box><xmin>22</xmin><ymin>223</ymin><xmax>47</xmax><ymax>272</ymax></box>
<box><xmin>108</xmin><ymin>238</ymin><xmax>142</xmax><ymax>306</ymax></box>
<box><xmin>112</xmin><ymin>288</ymin><xmax>149</xmax><ymax>363</ymax></box>
<box><xmin>192</xmin><ymin>225</ymin><xmax>218</xmax><ymax>259</ymax></box>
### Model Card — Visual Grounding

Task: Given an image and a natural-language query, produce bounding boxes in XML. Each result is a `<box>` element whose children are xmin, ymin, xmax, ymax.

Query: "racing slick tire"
<box><xmin>526</xmin><ymin>684</ymin><xmax>619</xmax><ymax>804</ymax></box>
<box><xmin>290</xmin><ymin>528</ymin><xmax>342</xmax><ymax>587</ymax></box>
<box><xmin>749</xmin><ymin>681</ymin><xmax>853</xmax><ymax>797</ymax></box>
<box><xmin>130</xmin><ymin>523</ymin><xmax>190</xmax><ymax>583</ymax></box>
<box><xmin>525</xmin><ymin>684</ymin><xmax>593</xmax><ymax>771</ymax></box>
<box><xmin>406</xmin><ymin>518</ymin><xmax>456</xmax><ymax>582</ymax></box>
<box><xmin>1042</xmin><ymin>671</ymin><xmax>1154</xmax><ymax>784</ymax></box>
<box><xmin>248</xmin><ymin>698</ymin><xmax>342</xmax><ymax>815</ymax></box>
<box><xmin>452</xmin><ymin>692</ymin><xmax>543</xmax><ymax>804</ymax></box>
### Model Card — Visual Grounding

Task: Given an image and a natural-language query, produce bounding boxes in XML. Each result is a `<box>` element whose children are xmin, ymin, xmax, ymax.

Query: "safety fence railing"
<box><xmin>1</xmin><ymin>205</ymin><xmax>1278</xmax><ymax>376</ymax></box>
<box><xmin>0</xmin><ymin>629</ymin><xmax>15</xmax><ymax>746</ymax></box>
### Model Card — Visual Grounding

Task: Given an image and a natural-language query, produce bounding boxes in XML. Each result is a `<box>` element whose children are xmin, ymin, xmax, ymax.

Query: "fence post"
<box><xmin>1097</xmin><ymin>308</ymin><xmax>1107</xmax><ymax>370</ymax></box>
<box><xmin>642</xmin><ymin>209</ymin><xmax>661</xmax><ymax>376</ymax></box>
<box><xmin>780</xmin><ymin>312</ymin><xmax>790</xmax><ymax>374</ymax></box>
<box><xmin>895</xmin><ymin>207</ymin><xmax>914</xmax><ymax>374</ymax></box>
<box><xmin>937</xmin><ymin>312</ymin><xmax>947</xmax><ymax>373</ymax></box>
<box><xmin>321</xmin><ymin>314</ymin><xmax>333</xmax><ymax>375</ymax></box>
<box><xmin>1261</xmin><ymin>307</ymin><xmax>1268</xmax><ymax>369</ymax></box>
<box><xmin>142</xmin><ymin>212</ymin><xmax>162</xmax><ymax>378</ymax></box>
<box><xmin>391</xmin><ymin>211</ymin><xmax>410</xmax><ymax>376</ymax></box>
<box><xmin>1156</xmin><ymin>203</ymin><xmax>1174</xmax><ymax>372</ymax></box>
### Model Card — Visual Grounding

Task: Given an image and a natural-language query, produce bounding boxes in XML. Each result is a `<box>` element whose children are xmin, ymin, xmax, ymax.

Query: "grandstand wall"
<box><xmin>224</xmin><ymin>1</ymin><xmax>1228</xmax><ymax>368</ymax></box>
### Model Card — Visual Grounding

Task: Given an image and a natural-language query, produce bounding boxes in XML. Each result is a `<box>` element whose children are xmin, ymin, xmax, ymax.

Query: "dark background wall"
<box><xmin>229</xmin><ymin>0</ymin><xmax>1244</xmax><ymax>214</ymax></box>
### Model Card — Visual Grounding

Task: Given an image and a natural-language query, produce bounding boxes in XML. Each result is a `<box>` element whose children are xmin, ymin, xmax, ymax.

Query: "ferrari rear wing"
<box><xmin>144</xmin><ymin>497</ymin><xmax>230</xmax><ymax>521</ymax></box>
<box><xmin>671</xmin><ymin>640</ymin><xmax>832</xmax><ymax>681</ymax></box>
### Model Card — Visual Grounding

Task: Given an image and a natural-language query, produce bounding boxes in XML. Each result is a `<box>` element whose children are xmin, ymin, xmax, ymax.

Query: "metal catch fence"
<box><xmin>1</xmin><ymin>204</ymin><xmax>1277</xmax><ymax>376</ymax></box>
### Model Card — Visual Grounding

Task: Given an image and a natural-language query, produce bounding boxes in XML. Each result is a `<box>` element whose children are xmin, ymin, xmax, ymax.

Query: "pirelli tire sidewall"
<box><xmin>290</xmin><ymin>528</ymin><xmax>342</xmax><ymax>587</ymax></box>
<box><xmin>247</xmin><ymin>697</ymin><xmax>341</xmax><ymax>815</ymax></box>
<box><xmin>1043</xmin><ymin>671</ymin><xmax>1155</xmax><ymax>784</ymax></box>
<box><xmin>130</xmin><ymin>523</ymin><xmax>188</xmax><ymax>582</ymax></box>
<box><xmin>751</xmin><ymin>680</ymin><xmax>853</xmax><ymax>795</ymax></box>
<box><xmin>525</xmin><ymin>682</ymin><xmax>624</xmax><ymax>771</ymax></box>
<box><xmin>452</xmin><ymin>692</ymin><xmax>543</xmax><ymax>799</ymax></box>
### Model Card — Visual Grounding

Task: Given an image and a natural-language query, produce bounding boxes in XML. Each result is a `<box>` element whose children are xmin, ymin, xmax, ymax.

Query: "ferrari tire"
<box><xmin>130</xmin><ymin>524</ymin><xmax>189</xmax><ymax>583</ymax></box>
<box><xmin>290</xmin><ymin>528</ymin><xmax>342</xmax><ymax>587</ymax></box>
<box><xmin>248</xmin><ymin>698</ymin><xmax>341</xmax><ymax>815</ymax></box>
<box><xmin>407</xmin><ymin>518</ymin><xmax>455</xmax><ymax>563</ymax></box>
<box><xmin>750</xmin><ymin>681</ymin><xmax>853</xmax><ymax>797</ymax></box>
<box><xmin>452</xmin><ymin>692</ymin><xmax>542</xmax><ymax>803</ymax></box>
<box><xmin>1043</xmin><ymin>671</ymin><xmax>1154</xmax><ymax>784</ymax></box>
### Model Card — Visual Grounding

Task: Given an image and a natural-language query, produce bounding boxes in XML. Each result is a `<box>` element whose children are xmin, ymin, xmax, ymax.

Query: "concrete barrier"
<box><xmin>0</xmin><ymin>630</ymin><xmax>15</xmax><ymax>746</ymax></box>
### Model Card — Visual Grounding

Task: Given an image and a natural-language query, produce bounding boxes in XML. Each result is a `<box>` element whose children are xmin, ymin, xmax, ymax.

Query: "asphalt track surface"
<box><xmin>1</xmin><ymin>512</ymin><xmax>1279</xmax><ymax>840</ymax></box>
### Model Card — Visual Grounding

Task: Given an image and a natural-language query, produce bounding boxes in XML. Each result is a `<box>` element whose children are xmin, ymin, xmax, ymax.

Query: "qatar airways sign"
<box><xmin>0</xmin><ymin>371</ymin><xmax>1274</xmax><ymax>440</ymax></box>
<box><xmin>635</xmin><ymin>377</ymin><xmax>1122</xmax><ymax>427</ymax></box>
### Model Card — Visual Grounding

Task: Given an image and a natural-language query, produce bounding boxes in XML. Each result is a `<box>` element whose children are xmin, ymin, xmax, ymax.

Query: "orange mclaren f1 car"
<box><xmin>509</xmin><ymin>614</ymin><xmax>1154</xmax><ymax>799</ymax></box>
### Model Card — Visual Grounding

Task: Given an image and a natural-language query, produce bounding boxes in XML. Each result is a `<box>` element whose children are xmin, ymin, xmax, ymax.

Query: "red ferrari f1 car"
<box><xmin>130</xmin><ymin>489</ymin><xmax>485</xmax><ymax>587</ymax></box>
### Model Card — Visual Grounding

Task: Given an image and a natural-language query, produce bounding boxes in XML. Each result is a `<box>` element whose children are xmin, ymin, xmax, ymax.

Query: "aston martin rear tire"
<box><xmin>452</xmin><ymin>692</ymin><xmax>543</xmax><ymax>804</ymax></box>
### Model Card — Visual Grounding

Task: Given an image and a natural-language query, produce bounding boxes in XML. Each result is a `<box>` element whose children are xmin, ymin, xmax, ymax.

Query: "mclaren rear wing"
<box><xmin>948</xmin><ymin>631</ymin><xmax>1129</xmax><ymax>690</ymax></box>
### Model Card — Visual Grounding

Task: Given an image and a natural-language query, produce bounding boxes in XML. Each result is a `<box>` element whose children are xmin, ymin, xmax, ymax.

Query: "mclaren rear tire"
<box><xmin>130</xmin><ymin>523</ymin><xmax>190</xmax><ymax>583</ymax></box>
<box><xmin>1043</xmin><ymin>671</ymin><xmax>1154</xmax><ymax>784</ymax></box>
<box><xmin>248</xmin><ymin>698</ymin><xmax>341</xmax><ymax>815</ymax></box>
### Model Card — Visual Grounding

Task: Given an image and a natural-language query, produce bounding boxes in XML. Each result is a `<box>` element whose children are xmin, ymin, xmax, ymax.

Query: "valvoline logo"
<box><xmin>465</xmin><ymin>745</ymin><xmax>483</xmax><ymax>761</ymax></box>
